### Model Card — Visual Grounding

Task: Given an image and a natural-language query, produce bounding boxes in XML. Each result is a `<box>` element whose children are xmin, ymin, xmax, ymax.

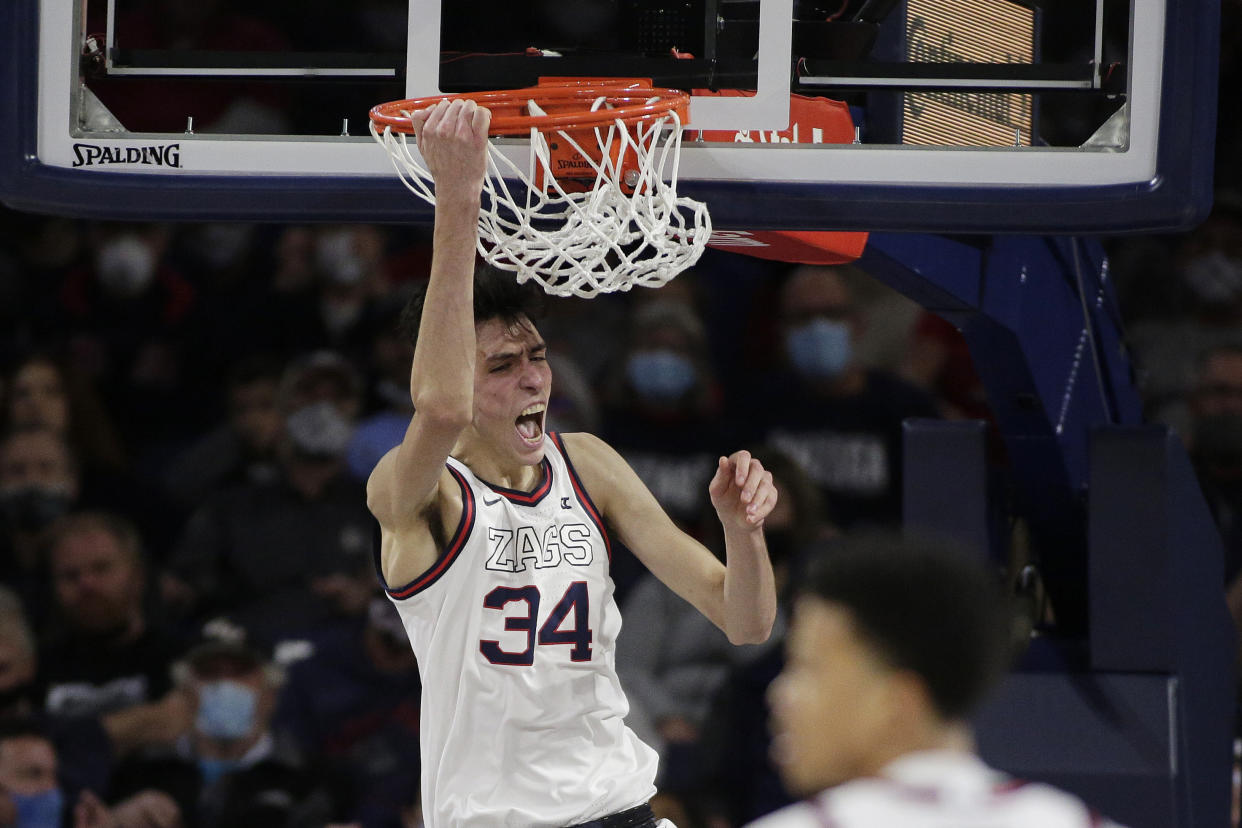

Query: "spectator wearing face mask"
<box><xmin>52</xmin><ymin>223</ymin><xmax>200</xmax><ymax>445</ymax></box>
<box><xmin>110</xmin><ymin>625</ymin><xmax>343</xmax><ymax>828</ymax></box>
<box><xmin>745</xmin><ymin>266</ymin><xmax>938</xmax><ymax>529</ymax></box>
<box><xmin>599</xmin><ymin>299</ymin><xmax>731</xmax><ymax>531</ymax></box>
<box><xmin>0</xmin><ymin>715</ymin><xmax>185</xmax><ymax>828</ymax></box>
<box><xmin>2</xmin><ymin>354</ymin><xmax>177</xmax><ymax>557</ymax></box>
<box><xmin>0</xmin><ymin>717</ymin><xmax>66</xmax><ymax>828</ymax></box>
<box><xmin>0</xmin><ymin>425</ymin><xmax>81</xmax><ymax>627</ymax></box>
<box><xmin>163</xmin><ymin>352</ymin><xmax>375</xmax><ymax>644</ymax></box>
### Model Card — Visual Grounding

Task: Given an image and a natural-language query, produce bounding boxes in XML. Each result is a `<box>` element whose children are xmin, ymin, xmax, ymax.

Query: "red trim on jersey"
<box><xmin>384</xmin><ymin>465</ymin><xmax>476</xmax><ymax>600</ymax></box>
<box><xmin>549</xmin><ymin>432</ymin><xmax>613</xmax><ymax>563</ymax></box>
<box><xmin>992</xmin><ymin>778</ymin><xmax>1029</xmax><ymax>795</ymax></box>
<box><xmin>477</xmin><ymin>457</ymin><xmax>554</xmax><ymax>505</ymax></box>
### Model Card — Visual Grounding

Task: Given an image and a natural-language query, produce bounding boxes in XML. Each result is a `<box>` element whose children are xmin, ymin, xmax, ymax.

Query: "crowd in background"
<box><xmin>0</xmin><ymin>0</ymin><xmax>1241</xmax><ymax>826</ymax></box>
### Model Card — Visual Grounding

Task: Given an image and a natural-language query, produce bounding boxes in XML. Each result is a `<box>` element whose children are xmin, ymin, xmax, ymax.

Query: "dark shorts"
<box><xmin>563</xmin><ymin>803</ymin><xmax>656</xmax><ymax>828</ymax></box>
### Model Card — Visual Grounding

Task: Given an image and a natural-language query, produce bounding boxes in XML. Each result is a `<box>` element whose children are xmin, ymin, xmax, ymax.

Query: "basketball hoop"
<box><xmin>369</xmin><ymin>80</ymin><xmax>711</xmax><ymax>298</ymax></box>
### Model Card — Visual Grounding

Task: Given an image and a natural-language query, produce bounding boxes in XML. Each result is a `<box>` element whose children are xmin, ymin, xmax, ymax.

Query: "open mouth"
<box><xmin>515</xmin><ymin>402</ymin><xmax>546</xmax><ymax>446</ymax></box>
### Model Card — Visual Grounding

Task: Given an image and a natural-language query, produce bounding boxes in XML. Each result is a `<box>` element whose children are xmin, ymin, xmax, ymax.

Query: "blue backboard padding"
<box><xmin>0</xmin><ymin>0</ymin><xmax>1221</xmax><ymax>232</ymax></box>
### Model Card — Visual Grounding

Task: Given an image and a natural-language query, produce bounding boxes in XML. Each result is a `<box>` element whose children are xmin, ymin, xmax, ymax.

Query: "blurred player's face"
<box><xmin>50</xmin><ymin>529</ymin><xmax>144</xmax><ymax>637</ymax></box>
<box><xmin>472</xmin><ymin>316</ymin><xmax>551</xmax><ymax>467</ymax></box>
<box><xmin>768</xmin><ymin>598</ymin><xmax>898</xmax><ymax>795</ymax></box>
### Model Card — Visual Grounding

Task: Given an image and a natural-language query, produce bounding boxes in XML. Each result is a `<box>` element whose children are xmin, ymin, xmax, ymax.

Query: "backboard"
<box><xmin>0</xmin><ymin>0</ymin><xmax>1220</xmax><ymax>233</ymax></box>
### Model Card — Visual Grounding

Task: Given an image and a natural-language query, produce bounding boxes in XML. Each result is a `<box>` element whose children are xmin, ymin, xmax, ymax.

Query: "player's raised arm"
<box><xmin>563</xmin><ymin>433</ymin><xmax>778</xmax><ymax>645</ymax></box>
<box><xmin>366</xmin><ymin>99</ymin><xmax>491</xmax><ymax>531</ymax></box>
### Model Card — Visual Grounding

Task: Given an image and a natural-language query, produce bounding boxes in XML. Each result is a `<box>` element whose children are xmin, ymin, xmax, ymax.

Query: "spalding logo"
<box><xmin>72</xmin><ymin>143</ymin><xmax>182</xmax><ymax>168</ymax></box>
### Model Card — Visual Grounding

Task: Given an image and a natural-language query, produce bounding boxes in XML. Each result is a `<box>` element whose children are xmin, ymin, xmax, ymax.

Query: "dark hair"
<box><xmin>398</xmin><ymin>264</ymin><xmax>545</xmax><ymax>349</ymax></box>
<box><xmin>799</xmin><ymin>531</ymin><xmax>1012</xmax><ymax>721</ymax></box>
<box><xmin>0</xmin><ymin>714</ymin><xmax>52</xmax><ymax>747</ymax></box>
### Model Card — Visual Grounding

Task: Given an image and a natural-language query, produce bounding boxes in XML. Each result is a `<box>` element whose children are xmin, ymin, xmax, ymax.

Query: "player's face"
<box><xmin>473</xmin><ymin>316</ymin><xmax>552</xmax><ymax>466</ymax></box>
<box><xmin>768</xmin><ymin>598</ymin><xmax>898</xmax><ymax>796</ymax></box>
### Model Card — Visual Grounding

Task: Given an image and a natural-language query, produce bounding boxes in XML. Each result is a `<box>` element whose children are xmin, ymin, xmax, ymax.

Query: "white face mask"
<box><xmin>285</xmin><ymin>401</ymin><xmax>354</xmax><ymax>458</ymax></box>
<box><xmin>315</xmin><ymin>230</ymin><xmax>365</xmax><ymax>286</ymax></box>
<box><xmin>1183</xmin><ymin>249</ymin><xmax>1242</xmax><ymax>305</ymax></box>
<box><xmin>96</xmin><ymin>234</ymin><xmax>157</xmax><ymax>296</ymax></box>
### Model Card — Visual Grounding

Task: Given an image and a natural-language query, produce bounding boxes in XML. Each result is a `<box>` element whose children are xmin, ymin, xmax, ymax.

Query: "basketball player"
<box><xmin>750</xmin><ymin>533</ymin><xmax>1129</xmax><ymax>827</ymax></box>
<box><xmin>367</xmin><ymin>98</ymin><xmax>778</xmax><ymax>827</ymax></box>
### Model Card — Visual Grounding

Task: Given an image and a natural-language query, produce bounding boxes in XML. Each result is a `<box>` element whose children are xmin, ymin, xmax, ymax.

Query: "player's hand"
<box><xmin>708</xmin><ymin>450</ymin><xmax>777</xmax><ymax>532</ymax></box>
<box><xmin>409</xmin><ymin>98</ymin><xmax>491</xmax><ymax>198</ymax></box>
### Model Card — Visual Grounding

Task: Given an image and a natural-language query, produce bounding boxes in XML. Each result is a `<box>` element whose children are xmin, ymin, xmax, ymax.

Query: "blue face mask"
<box><xmin>198</xmin><ymin>756</ymin><xmax>244</xmax><ymax>787</ymax></box>
<box><xmin>626</xmin><ymin>350</ymin><xmax>697</xmax><ymax>403</ymax></box>
<box><xmin>785</xmin><ymin>318</ymin><xmax>852</xmax><ymax>380</ymax></box>
<box><xmin>196</xmin><ymin>680</ymin><xmax>258</xmax><ymax>741</ymax></box>
<box><xmin>12</xmin><ymin>788</ymin><xmax>65</xmax><ymax>828</ymax></box>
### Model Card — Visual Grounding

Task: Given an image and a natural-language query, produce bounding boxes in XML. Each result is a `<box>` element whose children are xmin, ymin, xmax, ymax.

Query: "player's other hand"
<box><xmin>708</xmin><ymin>450</ymin><xmax>777</xmax><ymax>532</ymax></box>
<box><xmin>409</xmin><ymin>98</ymin><xmax>492</xmax><ymax>197</ymax></box>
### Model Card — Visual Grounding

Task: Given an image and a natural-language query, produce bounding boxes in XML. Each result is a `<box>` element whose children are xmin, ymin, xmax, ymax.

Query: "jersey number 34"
<box><xmin>480</xmin><ymin>581</ymin><xmax>593</xmax><ymax>665</ymax></box>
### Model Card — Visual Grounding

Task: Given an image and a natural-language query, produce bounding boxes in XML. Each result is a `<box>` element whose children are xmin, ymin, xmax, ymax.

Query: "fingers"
<box><xmin>708</xmin><ymin>455</ymin><xmax>731</xmax><ymax>498</ymax></box>
<box><xmin>747</xmin><ymin>478</ymin><xmax>778</xmax><ymax>525</ymax></box>
<box><xmin>471</xmin><ymin>100</ymin><xmax>492</xmax><ymax>137</ymax></box>
<box><xmin>712</xmin><ymin>452</ymin><xmax>778</xmax><ymax>525</ymax></box>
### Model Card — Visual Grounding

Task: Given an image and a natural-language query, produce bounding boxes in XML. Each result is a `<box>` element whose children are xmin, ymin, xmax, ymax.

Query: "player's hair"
<box><xmin>799</xmin><ymin>531</ymin><xmax>1013</xmax><ymax>721</ymax></box>
<box><xmin>399</xmin><ymin>263</ymin><xmax>546</xmax><ymax>350</ymax></box>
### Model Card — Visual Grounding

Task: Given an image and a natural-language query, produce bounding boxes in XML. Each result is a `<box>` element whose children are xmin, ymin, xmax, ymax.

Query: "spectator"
<box><xmin>599</xmin><ymin>299</ymin><xmax>731</xmax><ymax>530</ymax></box>
<box><xmin>164</xmin><ymin>352</ymin><xmax>375</xmax><ymax>643</ymax></box>
<box><xmin>0</xmin><ymin>425</ymin><xmax>80</xmax><ymax>623</ymax></box>
<box><xmin>0</xmin><ymin>355</ymin><xmax>174</xmax><ymax>553</ymax></box>
<box><xmin>0</xmin><ymin>717</ymin><xmax>65</xmax><ymax>828</ymax></box>
<box><xmin>274</xmin><ymin>597</ymin><xmax>421</xmax><ymax>828</ymax></box>
<box><xmin>37</xmin><ymin>512</ymin><xmax>185</xmax><ymax>719</ymax></box>
<box><xmin>2</xmin><ymin>352</ymin><xmax>128</xmax><ymax>477</ymax></box>
<box><xmin>55</xmin><ymin>222</ymin><xmax>199</xmax><ymax>446</ymax></box>
<box><xmin>161</xmin><ymin>356</ymin><xmax>284</xmax><ymax>513</ymax></box>
<box><xmin>1126</xmin><ymin>206</ymin><xmax>1242</xmax><ymax>432</ymax></box>
<box><xmin>1187</xmin><ymin>344</ymin><xmax>1242</xmax><ymax>666</ymax></box>
<box><xmin>347</xmin><ymin>298</ymin><xmax>415</xmax><ymax>481</ymax></box>
<box><xmin>114</xmin><ymin>629</ymin><xmax>342</xmax><ymax>828</ymax></box>
<box><xmin>749</xmin><ymin>265</ymin><xmax>939</xmax><ymax>528</ymax></box>
<box><xmin>0</xmin><ymin>587</ymin><xmax>38</xmax><ymax>718</ymax></box>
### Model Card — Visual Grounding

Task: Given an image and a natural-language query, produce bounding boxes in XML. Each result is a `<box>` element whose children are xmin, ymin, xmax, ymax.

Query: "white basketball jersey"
<box><xmin>379</xmin><ymin>433</ymin><xmax>658</xmax><ymax>828</ymax></box>
<box><xmin>745</xmin><ymin>751</ymin><xmax>1125</xmax><ymax>828</ymax></box>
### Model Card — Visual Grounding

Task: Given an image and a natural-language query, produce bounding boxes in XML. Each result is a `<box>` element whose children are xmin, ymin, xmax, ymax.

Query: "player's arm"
<box><xmin>366</xmin><ymin>100</ymin><xmax>491</xmax><ymax>562</ymax></box>
<box><xmin>563</xmin><ymin>433</ymin><xmax>778</xmax><ymax>645</ymax></box>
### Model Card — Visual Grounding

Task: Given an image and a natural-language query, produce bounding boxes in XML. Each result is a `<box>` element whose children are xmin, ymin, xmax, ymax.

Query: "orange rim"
<box><xmin>369</xmin><ymin>84</ymin><xmax>691</xmax><ymax>137</ymax></box>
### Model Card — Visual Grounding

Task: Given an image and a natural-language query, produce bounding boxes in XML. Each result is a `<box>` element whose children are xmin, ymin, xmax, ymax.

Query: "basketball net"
<box><xmin>371</xmin><ymin>95</ymin><xmax>711</xmax><ymax>298</ymax></box>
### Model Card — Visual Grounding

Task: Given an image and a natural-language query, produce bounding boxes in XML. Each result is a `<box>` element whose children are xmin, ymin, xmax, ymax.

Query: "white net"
<box><xmin>370</xmin><ymin>95</ymin><xmax>712</xmax><ymax>298</ymax></box>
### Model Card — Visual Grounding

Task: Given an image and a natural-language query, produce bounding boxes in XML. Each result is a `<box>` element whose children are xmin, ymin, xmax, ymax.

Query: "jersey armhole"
<box><xmin>549</xmin><ymin>432</ymin><xmax>613</xmax><ymax>564</ymax></box>
<box><xmin>375</xmin><ymin>465</ymin><xmax>476</xmax><ymax>600</ymax></box>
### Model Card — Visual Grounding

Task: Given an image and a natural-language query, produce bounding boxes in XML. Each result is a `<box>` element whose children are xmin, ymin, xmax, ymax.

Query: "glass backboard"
<box><xmin>0</xmin><ymin>0</ymin><xmax>1220</xmax><ymax>232</ymax></box>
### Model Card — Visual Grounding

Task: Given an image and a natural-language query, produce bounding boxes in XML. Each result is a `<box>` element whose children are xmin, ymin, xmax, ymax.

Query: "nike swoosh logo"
<box><xmin>482</xmin><ymin>494</ymin><xmax>502</xmax><ymax>506</ymax></box>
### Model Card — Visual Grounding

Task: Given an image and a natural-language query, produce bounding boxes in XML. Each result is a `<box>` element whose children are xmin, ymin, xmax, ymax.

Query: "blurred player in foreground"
<box><xmin>751</xmin><ymin>532</ymin><xmax>1129</xmax><ymax>828</ymax></box>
